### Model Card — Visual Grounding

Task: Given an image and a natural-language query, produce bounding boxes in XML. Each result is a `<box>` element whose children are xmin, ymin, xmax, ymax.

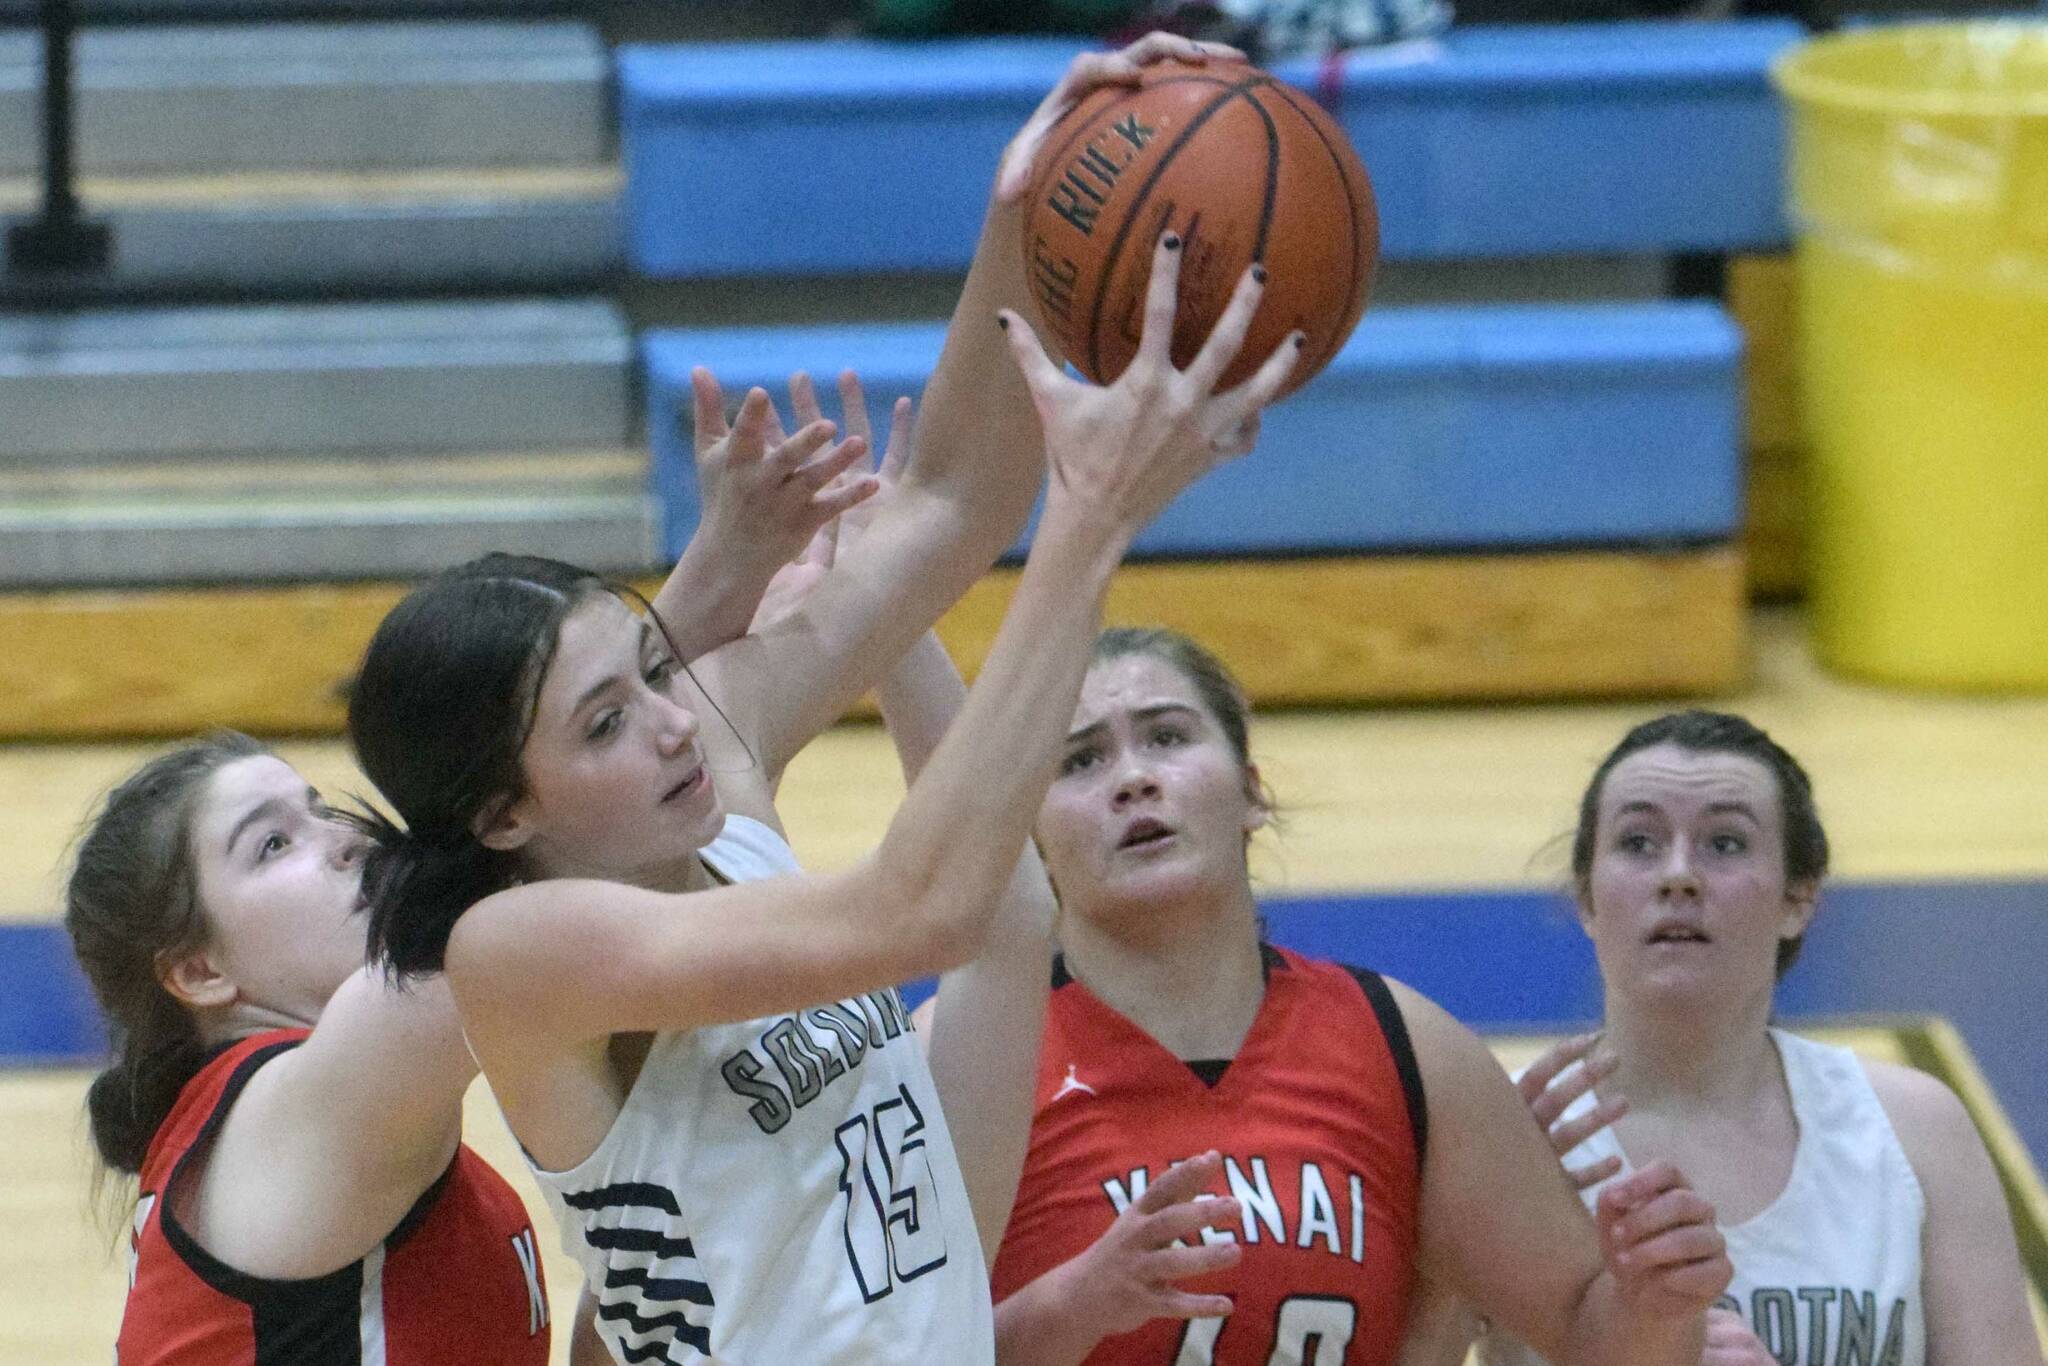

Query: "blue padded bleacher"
<box><xmin>644</xmin><ymin>300</ymin><xmax>1742</xmax><ymax>561</ymax></box>
<box><xmin>618</xmin><ymin>20</ymin><xmax>1801</xmax><ymax>279</ymax></box>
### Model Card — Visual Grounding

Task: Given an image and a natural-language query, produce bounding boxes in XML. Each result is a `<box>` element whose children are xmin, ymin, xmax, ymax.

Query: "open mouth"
<box><xmin>662</xmin><ymin>766</ymin><xmax>705</xmax><ymax>803</ymax></box>
<box><xmin>1646</xmin><ymin>923</ymin><xmax>1710</xmax><ymax>946</ymax></box>
<box><xmin>1118</xmin><ymin>818</ymin><xmax>1174</xmax><ymax>851</ymax></box>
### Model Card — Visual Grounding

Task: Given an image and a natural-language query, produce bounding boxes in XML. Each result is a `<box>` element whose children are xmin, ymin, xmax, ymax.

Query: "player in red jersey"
<box><xmin>972</xmin><ymin>628</ymin><xmax>1734</xmax><ymax>1366</ymax></box>
<box><xmin>68</xmin><ymin>733</ymin><xmax>558</xmax><ymax>1366</ymax></box>
<box><xmin>63</xmin><ymin>421</ymin><xmax>875</xmax><ymax>1364</ymax></box>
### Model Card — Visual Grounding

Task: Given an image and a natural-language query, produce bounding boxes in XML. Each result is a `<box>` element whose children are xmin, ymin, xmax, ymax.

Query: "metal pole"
<box><xmin>40</xmin><ymin>0</ymin><xmax>81</xmax><ymax>227</ymax></box>
<box><xmin>7</xmin><ymin>0</ymin><xmax>112</xmax><ymax>276</ymax></box>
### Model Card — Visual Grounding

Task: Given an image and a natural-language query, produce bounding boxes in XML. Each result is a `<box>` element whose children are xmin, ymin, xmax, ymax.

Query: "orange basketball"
<box><xmin>1021</xmin><ymin>59</ymin><xmax>1378</xmax><ymax>396</ymax></box>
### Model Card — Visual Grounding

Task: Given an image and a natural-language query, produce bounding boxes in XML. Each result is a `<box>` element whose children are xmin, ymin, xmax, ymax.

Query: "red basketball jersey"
<box><xmin>991</xmin><ymin>946</ymin><xmax>1426</xmax><ymax>1366</ymax></box>
<box><xmin>116</xmin><ymin>1029</ymin><xmax>551</xmax><ymax>1366</ymax></box>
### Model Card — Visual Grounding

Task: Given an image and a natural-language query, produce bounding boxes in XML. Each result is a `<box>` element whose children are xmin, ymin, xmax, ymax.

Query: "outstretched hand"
<box><xmin>996</xmin><ymin>33</ymin><xmax>1246</xmax><ymax>204</ymax></box>
<box><xmin>998</xmin><ymin>230</ymin><xmax>1298</xmax><ymax>538</ymax></box>
<box><xmin>688</xmin><ymin>367</ymin><xmax>879</xmax><ymax>591</ymax></box>
<box><xmin>1517</xmin><ymin>1032</ymin><xmax>1631</xmax><ymax>1191</ymax></box>
<box><xmin>1060</xmin><ymin>1150</ymin><xmax>1244</xmax><ymax>1338</ymax></box>
<box><xmin>749</xmin><ymin>371</ymin><xmax>914</xmax><ymax>634</ymax></box>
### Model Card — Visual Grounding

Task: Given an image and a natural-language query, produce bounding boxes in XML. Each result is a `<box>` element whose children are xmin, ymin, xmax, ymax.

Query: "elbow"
<box><xmin>867</xmin><ymin>858</ymin><xmax>997</xmax><ymax>979</ymax></box>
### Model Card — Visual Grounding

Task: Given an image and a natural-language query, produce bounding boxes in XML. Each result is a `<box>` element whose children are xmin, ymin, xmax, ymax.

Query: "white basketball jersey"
<box><xmin>1483</xmin><ymin>1029</ymin><xmax>1925</xmax><ymax>1366</ymax></box>
<box><xmin>528</xmin><ymin>815</ymin><xmax>994</xmax><ymax>1364</ymax></box>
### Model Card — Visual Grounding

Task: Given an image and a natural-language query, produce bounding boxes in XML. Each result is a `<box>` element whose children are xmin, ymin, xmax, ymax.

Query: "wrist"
<box><xmin>1035</xmin><ymin>490</ymin><xmax>1135</xmax><ymax>567</ymax></box>
<box><xmin>1610</xmin><ymin>1300</ymin><xmax>1703</xmax><ymax>1364</ymax></box>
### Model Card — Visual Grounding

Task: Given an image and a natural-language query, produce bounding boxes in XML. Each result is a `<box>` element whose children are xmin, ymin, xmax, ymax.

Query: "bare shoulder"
<box><xmin>1380</xmin><ymin>976</ymin><xmax>1494</xmax><ymax>1071</ymax></box>
<box><xmin>1857</xmin><ymin>1055</ymin><xmax>1985</xmax><ymax>1186</ymax></box>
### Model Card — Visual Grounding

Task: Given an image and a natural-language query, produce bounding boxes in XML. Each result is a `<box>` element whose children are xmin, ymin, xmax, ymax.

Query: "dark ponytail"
<box><xmin>65</xmin><ymin>732</ymin><xmax>269</xmax><ymax>1176</ymax></box>
<box><xmin>351</xmin><ymin>554</ymin><xmax>610</xmax><ymax>976</ymax></box>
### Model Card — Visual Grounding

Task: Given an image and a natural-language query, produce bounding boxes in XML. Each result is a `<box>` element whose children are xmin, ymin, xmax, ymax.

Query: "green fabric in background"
<box><xmin>865</xmin><ymin>0</ymin><xmax>1142</xmax><ymax>37</ymax></box>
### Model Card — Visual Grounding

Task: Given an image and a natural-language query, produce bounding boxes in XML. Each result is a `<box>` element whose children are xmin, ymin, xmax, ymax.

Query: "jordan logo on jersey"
<box><xmin>719</xmin><ymin>990</ymin><xmax>916</xmax><ymax>1135</ymax></box>
<box><xmin>510</xmin><ymin>1228</ymin><xmax>549</xmax><ymax>1337</ymax></box>
<box><xmin>1105</xmin><ymin>1155</ymin><xmax>1372</xmax><ymax>1265</ymax></box>
<box><xmin>1051</xmin><ymin>1064</ymin><xmax>1097</xmax><ymax>1102</ymax></box>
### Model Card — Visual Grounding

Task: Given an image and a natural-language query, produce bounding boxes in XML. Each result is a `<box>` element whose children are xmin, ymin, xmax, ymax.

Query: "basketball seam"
<box><xmin>1241</xmin><ymin>87</ymin><xmax>1283</xmax><ymax>265</ymax></box>
<box><xmin>1261</xmin><ymin>79</ymin><xmax>1367</xmax><ymax>377</ymax></box>
<box><xmin>1024</xmin><ymin>75</ymin><xmax>1245</xmax><ymax>363</ymax></box>
<box><xmin>1084</xmin><ymin>74</ymin><xmax>1271</xmax><ymax>384</ymax></box>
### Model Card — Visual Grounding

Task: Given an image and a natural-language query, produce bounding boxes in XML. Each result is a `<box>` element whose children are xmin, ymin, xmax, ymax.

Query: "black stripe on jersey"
<box><xmin>153</xmin><ymin>1038</ymin><xmax>380</xmax><ymax>1364</ymax></box>
<box><xmin>1344</xmin><ymin>966</ymin><xmax>1429</xmax><ymax>1170</ymax></box>
<box><xmin>604</xmin><ymin>1266</ymin><xmax>714</xmax><ymax>1305</ymax></box>
<box><xmin>563</xmin><ymin>1181</ymin><xmax>683</xmax><ymax>1216</ymax></box>
<box><xmin>598</xmin><ymin>1299</ymin><xmax>714</xmax><ymax>1346</ymax></box>
<box><xmin>585</xmin><ymin>1225</ymin><xmax>700</xmax><ymax>1258</ymax></box>
<box><xmin>617</xmin><ymin>1326</ymin><xmax>712</xmax><ymax>1364</ymax></box>
<box><xmin>1055</xmin><ymin>945</ymin><xmax>1280</xmax><ymax>991</ymax></box>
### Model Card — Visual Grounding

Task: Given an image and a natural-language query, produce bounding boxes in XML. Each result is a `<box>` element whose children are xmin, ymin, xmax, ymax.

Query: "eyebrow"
<box><xmin>1612</xmin><ymin>798</ymin><xmax>1762</xmax><ymax>822</ymax></box>
<box><xmin>570</xmin><ymin>622</ymin><xmax>653</xmax><ymax>718</ymax></box>
<box><xmin>1064</xmin><ymin>702</ymin><xmax>1202</xmax><ymax>747</ymax></box>
<box><xmin>225</xmin><ymin>794</ymin><xmax>292</xmax><ymax>857</ymax></box>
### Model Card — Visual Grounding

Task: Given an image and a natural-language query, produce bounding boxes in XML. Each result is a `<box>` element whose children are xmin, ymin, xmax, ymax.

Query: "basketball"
<box><xmin>1021</xmin><ymin>59</ymin><xmax>1378</xmax><ymax>396</ymax></box>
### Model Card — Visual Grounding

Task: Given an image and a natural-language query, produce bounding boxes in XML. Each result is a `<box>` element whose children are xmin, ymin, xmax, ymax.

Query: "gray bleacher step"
<box><xmin>0</xmin><ymin>168</ymin><xmax>622</xmax><ymax>294</ymax></box>
<box><xmin>0</xmin><ymin>448</ymin><xmax>659</xmax><ymax>586</ymax></box>
<box><xmin>0</xmin><ymin>297</ymin><xmax>632</xmax><ymax>463</ymax></box>
<box><xmin>0</xmin><ymin>21</ymin><xmax>610</xmax><ymax>175</ymax></box>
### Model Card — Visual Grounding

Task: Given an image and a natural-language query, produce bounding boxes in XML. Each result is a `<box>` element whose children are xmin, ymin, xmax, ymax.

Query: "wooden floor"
<box><xmin>5</xmin><ymin>606</ymin><xmax>2046</xmax><ymax>1362</ymax></box>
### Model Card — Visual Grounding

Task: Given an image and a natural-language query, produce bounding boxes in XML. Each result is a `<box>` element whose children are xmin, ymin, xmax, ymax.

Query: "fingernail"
<box><xmin>1251</xmin><ymin>263</ymin><xmax>1267</xmax><ymax>284</ymax></box>
<box><xmin>1162</xmin><ymin>233</ymin><xmax>1182</xmax><ymax>251</ymax></box>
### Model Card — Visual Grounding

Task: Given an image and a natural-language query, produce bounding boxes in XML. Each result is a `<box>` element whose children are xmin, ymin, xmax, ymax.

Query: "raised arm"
<box><xmin>650</xmin><ymin>384</ymin><xmax>876</xmax><ymax>662</ymax></box>
<box><xmin>692</xmin><ymin>36</ymin><xmax>1249</xmax><ymax>793</ymax></box>
<box><xmin>451</xmin><ymin>238</ymin><xmax>1295</xmax><ymax>1051</ymax></box>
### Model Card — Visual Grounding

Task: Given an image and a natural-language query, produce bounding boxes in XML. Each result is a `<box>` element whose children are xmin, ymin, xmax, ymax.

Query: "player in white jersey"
<box><xmin>346</xmin><ymin>126</ymin><xmax>1302</xmax><ymax>1366</ymax></box>
<box><xmin>1400</xmin><ymin>710</ymin><xmax>2041</xmax><ymax>1366</ymax></box>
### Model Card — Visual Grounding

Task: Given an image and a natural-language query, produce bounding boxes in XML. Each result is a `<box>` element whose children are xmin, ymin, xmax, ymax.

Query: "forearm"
<box><xmin>877</xmin><ymin>630</ymin><xmax>968</xmax><ymax>785</ymax></box>
<box><xmin>906</xmin><ymin>194</ymin><xmax>1052</xmax><ymax>550</ymax></box>
<box><xmin>651</xmin><ymin>531</ymin><xmax>782</xmax><ymax>662</ymax></box>
<box><xmin>871</xmin><ymin>501</ymin><xmax>1125</xmax><ymax>959</ymax></box>
<box><xmin>1563</xmin><ymin>1277</ymin><xmax>1703</xmax><ymax>1366</ymax></box>
<box><xmin>995</xmin><ymin>1260</ymin><xmax>1110</xmax><ymax>1366</ymax></box>
<box><xmin>567</xmin><ymin>1291</ymin><xmax>608</xmax><ymax>1366</ymax></box>
<box><xmin>926</xmin><ymin>851</ymin><xmax>1056</xmax><ymax>1263</ymax></box>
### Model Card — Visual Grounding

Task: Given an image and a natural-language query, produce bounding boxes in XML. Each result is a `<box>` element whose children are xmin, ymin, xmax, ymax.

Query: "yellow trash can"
<box><xmin>1774</xmin><ymin>23</ymin><xmax>2048</xmax><ymax>689</ymax></box>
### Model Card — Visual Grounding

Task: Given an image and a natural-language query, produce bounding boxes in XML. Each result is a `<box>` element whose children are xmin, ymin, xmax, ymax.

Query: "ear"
<box><xmin>1241</xmin><ymin>763</ymin><xmax>1270</xmax><ymax>835</ymax></box>
<box><xmin>1781</xmin><ymin>877</ymin><xmax>1819</xmax><ymax>941</ymax></box>
<box><xmin>1573</xmin><ymin>881</ymin><xmax>1597</xmax><ymax>936</ymax></box>
<box><xmin>474</xmin><ymin>792</ymin><xmax>539</xmax><ymax>854</ymax></box>
<box><xmin>157</xmin><ymin>945</ymin><xmax>237</xmax><ymax>1012</ymax></box>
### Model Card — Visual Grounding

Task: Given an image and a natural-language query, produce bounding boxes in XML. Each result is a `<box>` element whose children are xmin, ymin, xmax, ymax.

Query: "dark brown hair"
<box><xmin>350</xmin><ymin>554</ymin><xmax>613</xmax><ymax>977</ymax></box>
<box><xmin>65</xmin><ymin>731</ymin><xmax>270</xmax><ymax>1175</ymax></box>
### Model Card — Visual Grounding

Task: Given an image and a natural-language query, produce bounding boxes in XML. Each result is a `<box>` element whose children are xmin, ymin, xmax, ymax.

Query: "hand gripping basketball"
<box><xmin>998</xmin><ymin>230</ymin><xmax>1299</xmax><ymax>536</ymax></box>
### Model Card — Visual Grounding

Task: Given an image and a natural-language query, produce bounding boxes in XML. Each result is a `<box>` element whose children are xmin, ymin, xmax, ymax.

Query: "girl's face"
<box><xmin>486</xmin><ymin>594</ymin><xmax>724</xmax><ymax>886</ymax></box>
<box><xmin>1580</xmin><ymin>743</ymin><xmax>1815</xmax><ymax>1009</ymax></box>
<box><xmin>185</xmin><ymin>755</ymin><xmax>370</xmax><ymax>1023</ymax></box>
<box><xmin>1036</xmin><ymin>653</ymin><xmax>1266</xmax><ymax>930</ymax></box>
